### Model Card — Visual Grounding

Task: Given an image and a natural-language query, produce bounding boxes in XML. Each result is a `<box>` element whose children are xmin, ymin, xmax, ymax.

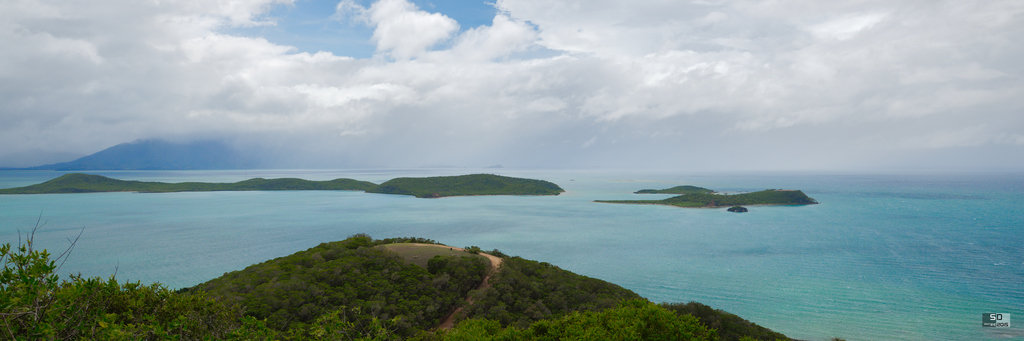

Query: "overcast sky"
<box><xmin>2</xmin><ymin>0</ymin><xmax>1022</xmax><ymax>170</ymax></box>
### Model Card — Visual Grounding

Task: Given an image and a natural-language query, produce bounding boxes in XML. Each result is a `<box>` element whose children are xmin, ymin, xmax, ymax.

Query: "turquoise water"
<box><xmin>1</xmin><ymin>169</ymin><xmax>1022</xmax><ymax>341</ymax></box>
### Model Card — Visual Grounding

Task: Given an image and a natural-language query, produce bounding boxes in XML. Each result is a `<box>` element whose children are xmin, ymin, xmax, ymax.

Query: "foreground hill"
<box><xmin>0</xmin><ymin>173</ymin><xmax>376</xmax><ymax>194</ymax></box>
<box><xmin>2</xmin><ymin>233</ymin><xmax>794</xmax><ymax>340</ymax></box>
<box><xmin>187</xmin><ymin>237</ymin><xmax>644</xmax><ymax>338</ymax></box>
<box><xmin>359</xmin><ymin>174</ymin><xmax>564</xmax><ymax>198</ymax></box>
<box><xmin>23</xmin><ymin>139</ymin><xmax>251</xmax><ymax>170</ymax></box>
<box><xmin>598</xmin><ymin>189</ymin><xmax>818</xmax><ymax>208</ymax></box>
<box><xmin>186</xmin><ymin>235</ymin><xmax>789</xmax><ymax>340</ymax></box>
<box><xmin>188</xmin><ymin>236</ymin><xmax>490</xmax><ymax>336</ymax></box>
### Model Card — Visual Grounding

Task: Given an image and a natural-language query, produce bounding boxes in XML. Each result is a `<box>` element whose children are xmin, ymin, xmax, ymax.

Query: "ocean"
<box><xmin>1</xmin><ymin>169</ymin><xmax>1021</xmax><ymax>341</ymax></box>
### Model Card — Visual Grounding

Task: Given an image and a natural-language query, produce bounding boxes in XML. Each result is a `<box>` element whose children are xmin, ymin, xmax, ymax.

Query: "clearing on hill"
<box><xmin>381</xmin><ymin>243</ymin><xmax>490</xmax><ymax>269</ymax></box>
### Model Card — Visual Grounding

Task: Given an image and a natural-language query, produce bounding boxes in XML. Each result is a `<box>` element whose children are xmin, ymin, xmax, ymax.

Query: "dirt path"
<box><xmin>405</xmin><ymin>244</ymin><xmax>501</xmax><ymax>330</ymax></box>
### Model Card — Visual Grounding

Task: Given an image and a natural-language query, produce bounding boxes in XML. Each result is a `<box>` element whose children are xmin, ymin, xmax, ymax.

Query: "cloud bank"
<box><xmin>1</xmin><ymin>0</ymin><xmax>1022</xmax><ymax>170</ymax></box>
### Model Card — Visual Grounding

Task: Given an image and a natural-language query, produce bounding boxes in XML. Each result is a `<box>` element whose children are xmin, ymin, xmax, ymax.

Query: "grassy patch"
<box><xmin>381</xmin><ymin>243</ymin><xmax>488</xmax><ymax>269</ymax></box>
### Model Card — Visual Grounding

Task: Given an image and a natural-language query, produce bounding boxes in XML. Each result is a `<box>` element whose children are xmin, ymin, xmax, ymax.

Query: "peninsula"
<box><xmin>0</xmin><ymin>173</ymin><xmax>565</xmax><ymax>198</ymax></box>
<box><xmin>598</xmin><ymin>188</ymin><xmax>818</xmax><ymax>208</ymax></box>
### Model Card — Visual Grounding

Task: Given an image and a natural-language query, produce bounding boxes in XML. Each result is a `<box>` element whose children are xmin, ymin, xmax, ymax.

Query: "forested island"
<box><xmin>598</xmin><ymin>188</ymin><xmax>818</xmax><ymax>208</ymax></box>
<box><xmin>0</xmin><ymin>173</ymin><xmax>377</xmax><ymax>194</ymax></box>
<box><xmin>0</xmin><ymin>173</ymin><xmax>564</xmax><ymax>198</ymax></box>
<box><xmin>366</xmin><ymin>174</ymin><xmax>564</xmax><ymax>198</ymax></box>
<box><xmin>2</xmin><ymin>234</ymin><xmax>794</xmax><ymax>340</ymax></box>
<box><xmin>634</xmin><ymin>185</ymin><xmax>715</xmax><ymax>194</ymax></box>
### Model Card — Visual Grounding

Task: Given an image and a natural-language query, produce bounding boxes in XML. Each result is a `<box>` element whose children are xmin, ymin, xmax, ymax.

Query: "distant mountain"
<box><xmin>0</xmin><ymin>150</ymin><xmax>84</xmax><ymax>168</ymax></box>
<box><xmin>25</xmin><ymin>139</ymin><xmax>253</xmax><ymax>170</ymax></box>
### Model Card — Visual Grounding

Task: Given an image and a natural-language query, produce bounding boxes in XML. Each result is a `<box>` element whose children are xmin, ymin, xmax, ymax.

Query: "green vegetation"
<box><xmin>635</xmin><ymin>185</ymin><xmax>715</xmax><ymax>194</ymax></box>
<box><xmin>458</xmin><ymin>256</ymin><xmax>642</xmax><ymax>328</ymax></box>
<box><xmin>1</xmin><ymin>224</ymin><xmax>254</xmax><ymax>340</ymax></box>
<box><xmin>188</xmin><ymin>236</ymin><xmax>489</xmax><ymax>337</ymax></box>
<box><xmin>3</xmin><ymin>229</ymin><xmax>795</xmax><ymax>340</ymax></box>
<box><xmin>435</xmin><ymin>300</ymin><xmax>717</xmax><ymax>341</ymax></box>
<box><xmin>597</xmin><ymin>189</ymin><xmax>818</xmax><ymax>208</ymax></box>
<box><xmin>381</xmin><ymin>244</ymin><xmax>485</xmax><ymax>269</ymax></box>
<box><xmin>0</xmin><ymin>173</ymin><xmax>376</xmax><ymax>194</ymax></box>
<box><xmin>727</xmin><ymin>206</ymin><xmax>748</xmax><ymax>213</ymax></box>
<box><xmin>660</xmin><ymin>302</ymin><xmax>789</xmax><ymax>341</ymax></box>
<box><xmin>366</xmin><ymin>174</ymin><xmax>564</xmax><ymax>198</ymax></box>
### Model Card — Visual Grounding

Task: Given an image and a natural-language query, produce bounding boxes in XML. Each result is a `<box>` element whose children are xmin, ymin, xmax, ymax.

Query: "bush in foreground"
<box><xmin>435</xmin><ymin>300</ymin><xmax>716</xmax><ymax>341</ymax></box>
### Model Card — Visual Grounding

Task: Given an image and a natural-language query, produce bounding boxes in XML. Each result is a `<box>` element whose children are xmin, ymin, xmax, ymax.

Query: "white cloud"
<box><xmin>0</xmin><ymin>0</ymin><xmax>1022</xmax><ymax>170</ymax></box>
<box><xmin>807</xmin><ymin>12</ymin><xmax>889</xmax><ymax>41</ymax></box>
<box><xmin>447</xmin><ymin>15</ymin><xmax>537</xmax><ymax>61</ymax></box>
<box><xmin>342</xmin><ymin>0</ymin><xmax>461</xmax><ymax>60</ymax></box>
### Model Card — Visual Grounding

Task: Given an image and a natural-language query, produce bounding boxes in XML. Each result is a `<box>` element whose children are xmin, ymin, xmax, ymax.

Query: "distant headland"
<box><xmin>0</xmin><ymin>173</ymin><xmax>565</xmax><ymax>198</ymax></box>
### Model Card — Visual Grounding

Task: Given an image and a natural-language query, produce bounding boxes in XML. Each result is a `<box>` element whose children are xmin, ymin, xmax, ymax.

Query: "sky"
<box><xmin>1</xmin><ymin>0</ymin><xmax>1023</xmax><ymax>171</ymax></box>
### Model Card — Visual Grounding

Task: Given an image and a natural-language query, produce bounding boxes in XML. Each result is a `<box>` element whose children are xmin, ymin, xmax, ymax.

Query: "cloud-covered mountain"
<box><xmin>25</xmin><ymin>140</ymin><xmax>253</xmax><ymax>171</ymax></box>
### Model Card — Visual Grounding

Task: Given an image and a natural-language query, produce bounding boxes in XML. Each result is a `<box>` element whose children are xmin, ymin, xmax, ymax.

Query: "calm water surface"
<box><xmin>1</xmin><ymin>169</ymin><xmax>1022</xmax><ymax>341</ymax></box>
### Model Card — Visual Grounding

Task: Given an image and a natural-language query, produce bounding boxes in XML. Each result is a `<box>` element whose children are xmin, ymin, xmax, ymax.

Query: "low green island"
<box><xmin>366</xmin><ymin>174</ymin><xmax>564</xmax><ymax>198</ymax></box>
<box><xmin>634</xmin><ymin>185</ymin><xmax>715</xmax><ymax>194</ymax></box>
<box><xmin>599</xmin><ymin>187</ymin><xmax>817</xmax><ymax>208</ymax></box>
<box><xmin>0</xmin><ymin>173</ymin><xmax>565</xmax><ymax>198</ymax></box>
<box><xmin>3</xmin><ymin>233</ymin><xmax>794</xmax><ymax>340</ymax></box>
<box><xmin>0</xmin><ymin>173</ymin><xmax>377</xmax><ymax>194</ymax></box>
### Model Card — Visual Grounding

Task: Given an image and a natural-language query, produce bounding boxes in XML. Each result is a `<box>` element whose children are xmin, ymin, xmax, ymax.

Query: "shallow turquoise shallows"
<box><xmin>2</xmin><ymin>169</ymin><xmax>1022</xmax><ymax>341</ymax></box>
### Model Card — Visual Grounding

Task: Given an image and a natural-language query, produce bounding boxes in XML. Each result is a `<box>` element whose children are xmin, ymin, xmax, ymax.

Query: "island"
<box><xmin>365</xmin><ymin>173</ymin><xmax>565</xmax><ymax>198</ymax></box>
<box><xmin>597</xmin><ymin>188</ymin><xmax>818</xmax><ymax>208</ymax></box>
<box><xmin>634</xmin><ymin>185</ymin><xmax>714</xmax><ymax>194</ymax></box>
<box><xmin>0</xmin><ymin>173</ymin><xmax>566</xmax><ymax>198</ymax></box>
<box><xmin>0</xmin><ymin>173</ymin><xmax>377</xmax><ymax>194</ymax></box>
<box><xmin>727</xmin><ymin>205</ymin><xmax>749</xmax><ymax>212</ymax></box>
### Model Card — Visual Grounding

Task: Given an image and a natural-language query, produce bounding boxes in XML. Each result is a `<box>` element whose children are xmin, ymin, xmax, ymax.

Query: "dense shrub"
<box><xmin>660</xmin><ymin>302</ymin><xmax>791</xmax><ymax>341</ymax></box>
<box><xmin>458</xmin><ymin>256</ymin><xmax>642</xmax><ymax>328</ymax></box>
<box><xmin>0</xmin><ymin>232</ymin><xmax>262</xmax><ymax>340</ymax></box>
<box><xmin>190</xmin><ymin>236</ymin><xmax>488</xmax><ymax>337</ymax></box>
<box><xmin>435</xmin><ymin>300</ymin><xmax>716</xmax><ymax>341</ymax></box>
